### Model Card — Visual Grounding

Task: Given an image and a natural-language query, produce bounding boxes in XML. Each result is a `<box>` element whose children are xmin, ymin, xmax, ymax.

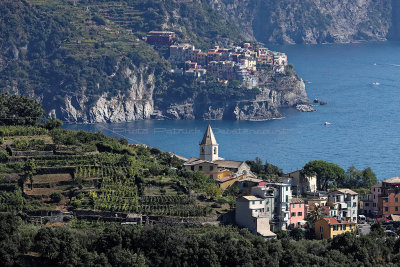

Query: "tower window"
<box><xmin>214</xmin><ymin>147</ymin><xmax>217</xmax><ymax>154</ymax></box>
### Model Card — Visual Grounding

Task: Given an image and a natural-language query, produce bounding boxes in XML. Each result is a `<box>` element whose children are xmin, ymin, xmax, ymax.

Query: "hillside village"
<box><xmin>2</xmin><ymin>95</ymin><xmax>400</xmax><ymax>265</ymax></box>
<box><xmin>1</xmin><ymin>113</ymin><xmax>399</xmax><ymax>241</ymax></box>
<box><xmin>145</xmin><ymin>31</ymin><xmax>288</xmax><ymax>88</ymax></box>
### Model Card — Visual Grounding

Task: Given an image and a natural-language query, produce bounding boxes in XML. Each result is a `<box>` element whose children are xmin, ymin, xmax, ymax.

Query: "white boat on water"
<box><xmin>324</xmin><ymin>122</ymin><xmax>331</xmax><ymax>125</ymax></box>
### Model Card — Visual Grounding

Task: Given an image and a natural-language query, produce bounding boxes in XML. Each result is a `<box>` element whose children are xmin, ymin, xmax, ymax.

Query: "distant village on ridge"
<box><xmin>145</xmin><ymin>30</ymin><xmax>288</xmax><ymax>89</ymax></box>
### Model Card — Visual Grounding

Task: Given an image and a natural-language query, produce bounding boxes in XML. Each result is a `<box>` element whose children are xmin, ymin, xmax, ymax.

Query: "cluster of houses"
<box><xmin>235</xmin><ymin>184</ymin><xmax>359</xmax><ymax>239</ymax></box>
<box><xmin>182</xmin><ymin>125</ymin><xmax>360</xmax><ymax>239</ymax></box>
<box><xmin>360</xmin><ymin>176</ymin><xmax>400</xmax><ymax>218</ymax></box>
<box><xmin>144</xmin><ymin>30</ymin><xmax>288</xmax><ymax>88</ymax></box>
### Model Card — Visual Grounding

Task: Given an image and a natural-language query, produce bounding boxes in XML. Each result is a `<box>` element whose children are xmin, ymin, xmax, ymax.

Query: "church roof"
<box><xmin>200</xmin><ymin>125</ymin><xmax>218</xmax><ymax>145</ymax></box>
<box><xmin>214</xmin><ymin>160</ymin><xmax>244</xmax><ymax>169</ymax></box>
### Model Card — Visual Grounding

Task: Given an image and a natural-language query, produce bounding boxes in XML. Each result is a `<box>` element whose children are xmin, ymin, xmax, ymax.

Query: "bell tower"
<box><xmin>200</xmin><ymin>125</ymin><xmax>219</xmax><ymax>162</ymax></box>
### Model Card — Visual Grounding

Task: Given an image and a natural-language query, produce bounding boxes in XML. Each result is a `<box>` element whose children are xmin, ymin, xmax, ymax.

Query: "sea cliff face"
<box><xmin>151</xmin><ymin>70</ymin><xmax>310</xmax><ymax>121</ymax></box>
<box><xmin>209</xmin><ymin>0</ymin><xmax>393</xmax><ymax>44</ymax></box>
<box><xmin>55</xmin><ymin>67</ymin><xmax>155</xmax><ymax>123</ymax></box>
<box><xmin>56</xmin><ymin>65</ymin><xmax>310</xmax><ymax>123</ymax></box>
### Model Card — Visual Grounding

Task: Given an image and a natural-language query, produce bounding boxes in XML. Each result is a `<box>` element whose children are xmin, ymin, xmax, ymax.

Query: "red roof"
<box><xmin>377</xmin><ymin>217</ymin><xmax>390</xmax><ymax>222</ymax></box>
<box><xmin>258</xmin><ymin>181</ymin><xmax>269</xmax><ymax>186</ymax></box>
<box><xmin>322</xmin><ymin>217</ymin><xmax>354</xmax><ymax>225</ymax></box>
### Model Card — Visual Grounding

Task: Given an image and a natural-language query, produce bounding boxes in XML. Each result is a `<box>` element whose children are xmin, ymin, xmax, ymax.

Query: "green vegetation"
<box><xmin>301</xmin><ymin>160</ymin><xmax>346</xmax><ymax>191</ymax></box>
<box><xmin>1</xmin><ymin>214</ymin><xmax>400</xmax><ymax>266</ymax></box>
<box><xmin>246</xmin><ymin>157</ymin><xmax>283</xmax><ymax>180</ymax></box>
<box><xmin>343</xmin><ymin>166</ymin><xmax>378</xmax><ymax>189</ymax></box>
<box><xmin>0</xmin><ymin>96</ymin><xmax>224</xmax><ymax>217</ymax></box>
<box><xmin>301</xmin><ymin>160</ymin><xmax>378</xmax><ymax>192</ymax></box>
<box><xmin>0</xmin><ymin>94</ymin><xmax>44</xmax><ymax>126</ymax></box>
<box><xmin>0</xmin><ymin>0</ymin><xmax>243</xmax><ymax>116</ymax></box>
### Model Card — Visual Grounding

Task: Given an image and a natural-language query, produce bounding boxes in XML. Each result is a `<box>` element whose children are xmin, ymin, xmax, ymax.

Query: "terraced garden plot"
<box><xmin>32</xmin><ymin>173</ymin><xmax>72</xmax><ymax>185</ymax></box>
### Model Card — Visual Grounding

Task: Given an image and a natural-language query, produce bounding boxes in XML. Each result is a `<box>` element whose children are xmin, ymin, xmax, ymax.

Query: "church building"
<box><xmin>184</xmin><ymin>125</ymin><xmax>255</xmax><ymax>185</ymax></box>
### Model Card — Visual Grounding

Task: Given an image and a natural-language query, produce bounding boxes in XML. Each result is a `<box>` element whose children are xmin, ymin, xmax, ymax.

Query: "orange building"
<box><xmin>378</xmin><ymin>177</ymin><xmax>400</xmax><ymax>216</ymax></box>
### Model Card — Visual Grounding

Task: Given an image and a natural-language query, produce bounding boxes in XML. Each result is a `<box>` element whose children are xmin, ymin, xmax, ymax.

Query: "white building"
<box><xmin>236</xmin><ymin>196</ymin><xmax>276</xmax><ymax>239</ymax></box>
<box><xmin>328</xmin><ymin>189</ymin><xmax>358</xmax><ymax>223</ymax></box>
<box><xmin>252</xmin><ymin>183</ymin><xmax>292</xmax><ymax>230</ymax></box>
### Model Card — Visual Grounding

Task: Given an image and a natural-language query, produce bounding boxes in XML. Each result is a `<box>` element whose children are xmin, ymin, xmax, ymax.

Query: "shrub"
<box><xmin>92</xmin><ymin>15</ymin><xmax>106</xmax><ymax>25</ymax></box>
<box><xmin>50</xmin><ymin>192</ymin><xmax>63</xmax><ymax>203</ymax></box>
<box><xmin>0</xmin><ymin>151</ymin><xmax>8</xmax><ymax>162</ymax></box>
<box><xmin>72</xmin><ymin>200</ymin><xmax>82</xmax><ymax>209</ymax></box>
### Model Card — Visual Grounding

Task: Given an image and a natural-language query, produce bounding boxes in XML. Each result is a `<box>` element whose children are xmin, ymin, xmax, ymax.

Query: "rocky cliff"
<box><xmin>55</xmin><ymin>62</ymin><xmax>310</xmax><ymax>123</ymax></box>
<box><xmin>209</xmin><ymin>0</ymin><xmax>394</xmax><ymax>44</ymax></box>
<box><xmin>152</xmin><ymin>69</ymin><xmax>310</xmax><ymax>121</ymax></box>
<box><xmin>57</xmin><ymin>67</ymin><xmax>155</xmax><ymax>123</ymax></box>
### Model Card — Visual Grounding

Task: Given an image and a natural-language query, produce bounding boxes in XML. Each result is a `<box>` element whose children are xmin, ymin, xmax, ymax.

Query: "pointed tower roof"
<box><xmin>200</xmin><ymin>125</ymin><xmax>218</xmax><ymax>145</ymax></box>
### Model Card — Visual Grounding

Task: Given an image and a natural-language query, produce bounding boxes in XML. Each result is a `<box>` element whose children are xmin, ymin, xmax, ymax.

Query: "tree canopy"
<box><xmin>301</xmin><ymin>160</ymin><xmax>346</xmax><ymax>191</ymax></box>
<box><xmin>343</xmin><ymin>166</ymin><xmax>378</xmax><ymax>189</ymax></box>
<box><xmin>0</xmin><ymin>94</ymin><xmax>44</xmax><ymax>126</ymax></box>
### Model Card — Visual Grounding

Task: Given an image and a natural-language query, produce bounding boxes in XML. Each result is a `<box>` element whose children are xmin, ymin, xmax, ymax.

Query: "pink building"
<box><xmin>290</xmin><ymin>198</ymin><xmax>306</xmax><ymax>228</ymax></box>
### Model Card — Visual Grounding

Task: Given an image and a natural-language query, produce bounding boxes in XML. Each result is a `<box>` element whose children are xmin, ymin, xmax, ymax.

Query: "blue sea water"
<box><xmin>64</xmin><ymin>42</ymin><xmax>400</xmax><ymax>180</ymax></box>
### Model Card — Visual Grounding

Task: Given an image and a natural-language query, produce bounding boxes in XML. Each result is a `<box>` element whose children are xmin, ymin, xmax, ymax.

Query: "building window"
<box><xmin>374</xmin><ymin>195</ymin><xmax>376</xmax><ymax>199</ymax></box>
<box><xmin>333</xmin><ymin>225</ymin><xmax>338</xmax><ymax>231</ymax></box>
<box><xmin>191</xmin><ymin>166</ymin><xmax>194</xmax><ymax>171</ymax></box>
<box><xmin>347</xmin><ymin>203</ymin><xmax>351</xmax><ymax>207</ymax></box>
<box><xmin>342</xmin><ymin>225</ymin><xmax>346</xmax><ymax>230</ymax></box>
<box><xmin>291</xmin><ymin>212</ymin><xmax>296</xmax><ymax>217</ymax></box>
<box><xmin>209</xmin><ymin>175</ymin><xmax>213</xmax><ymax>179</ymax></box>
<box><xmin>199</xmin><ymin>166</ymin><xmax>203</xmax><ymax>171</ymax></box>
<box><xmin>286</xmin><ymin>187</ymin><xmax>288</xmax><ymax>191</ymax></box>
<box><xmin>214</xmin><ymin>147</ymin><xmax>217</xmax><ymax>154</ymax></box>
<box><xmin>373</xmin><ymin>203</ymin><xmax>376</xmax><ymax>207</ymax></box>
<box><xmin>385</xmin><ymin>199</ymin><xmax>389</xmax><ymax>203</ymax></box>
<box><xmin>365</xmin><ymin>203</ymin><xmax>369</xmax><ymax>207</ymax></box>
<box><xmin>349</xmin><ymin>225</ymin><xmax>353</xmax><ymax>230</ymax></box>
<box><xmin>267</xmin><ymin>207</ymin><xmax>270</xmax><ymax>212</ymax></box>
<box><xmin>353</xmin><ymin>210</ymin><xmax>355</xmax><ymax>214</ymax></box>
<box><xmin>298</xmin><ymin>212</ymin><xmax>302</xmax><ymax>217</ymax></box>
<box><xmin>252</xmin><ymin>201</ymin><xmax>255</xmax><ymax>205</ymax></box>
<box><xmin>396</xmin><ymin>198</ymin><xmax>399</xmax><ymax>203</ymax></box>
<box><xmin>353</xmin><ymin>202</ymin><xmax>357</xmax><ymax>207</ymax></box>
<box><xmin>292</xmin><ymin>204</ymin><xmax>295</xmax><ymax>208</ymax></box>
<box><xmin>353</xmin><ymin>196</ymin><xmax>355</xmax><ymax>200</ymax></box>
<box><xmin>286</xmin><ymin>195</ymin><xmax>288</xmax><ymax>202</ymax></box>
<box><xmin>385</xmin><ymin>207</ymin><xmax>389</xmax><ymax>212</ymax></box>
<box><xmin>320</xmin><ymin>226</ymin><xmax>323</xmax><ymax>233</ymax></box>
<box><xmin>299</xmin><ymin>203</ymin><xmax>301</xmax><ymax>207</ymax></box>
<box><xmin>260</xmin><ymin>201</ymin><xmax>262</xmax><ymax>204</ymax></box>
<box><xmin>396</xmin><ymin>207</ymin><xmax>399</xmax><ymax>212</ymax></box>
<box><xmin>210</xmin><ymin>166</ymin><xmax>214</xmax><ymax>171</ymax></box>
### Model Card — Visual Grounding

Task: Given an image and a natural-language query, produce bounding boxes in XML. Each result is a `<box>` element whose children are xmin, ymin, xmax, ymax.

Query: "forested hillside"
<box><xmin>0</xmin><ymin>0</ymin><xmax>256</xmax><ymax>122</ymax></box>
